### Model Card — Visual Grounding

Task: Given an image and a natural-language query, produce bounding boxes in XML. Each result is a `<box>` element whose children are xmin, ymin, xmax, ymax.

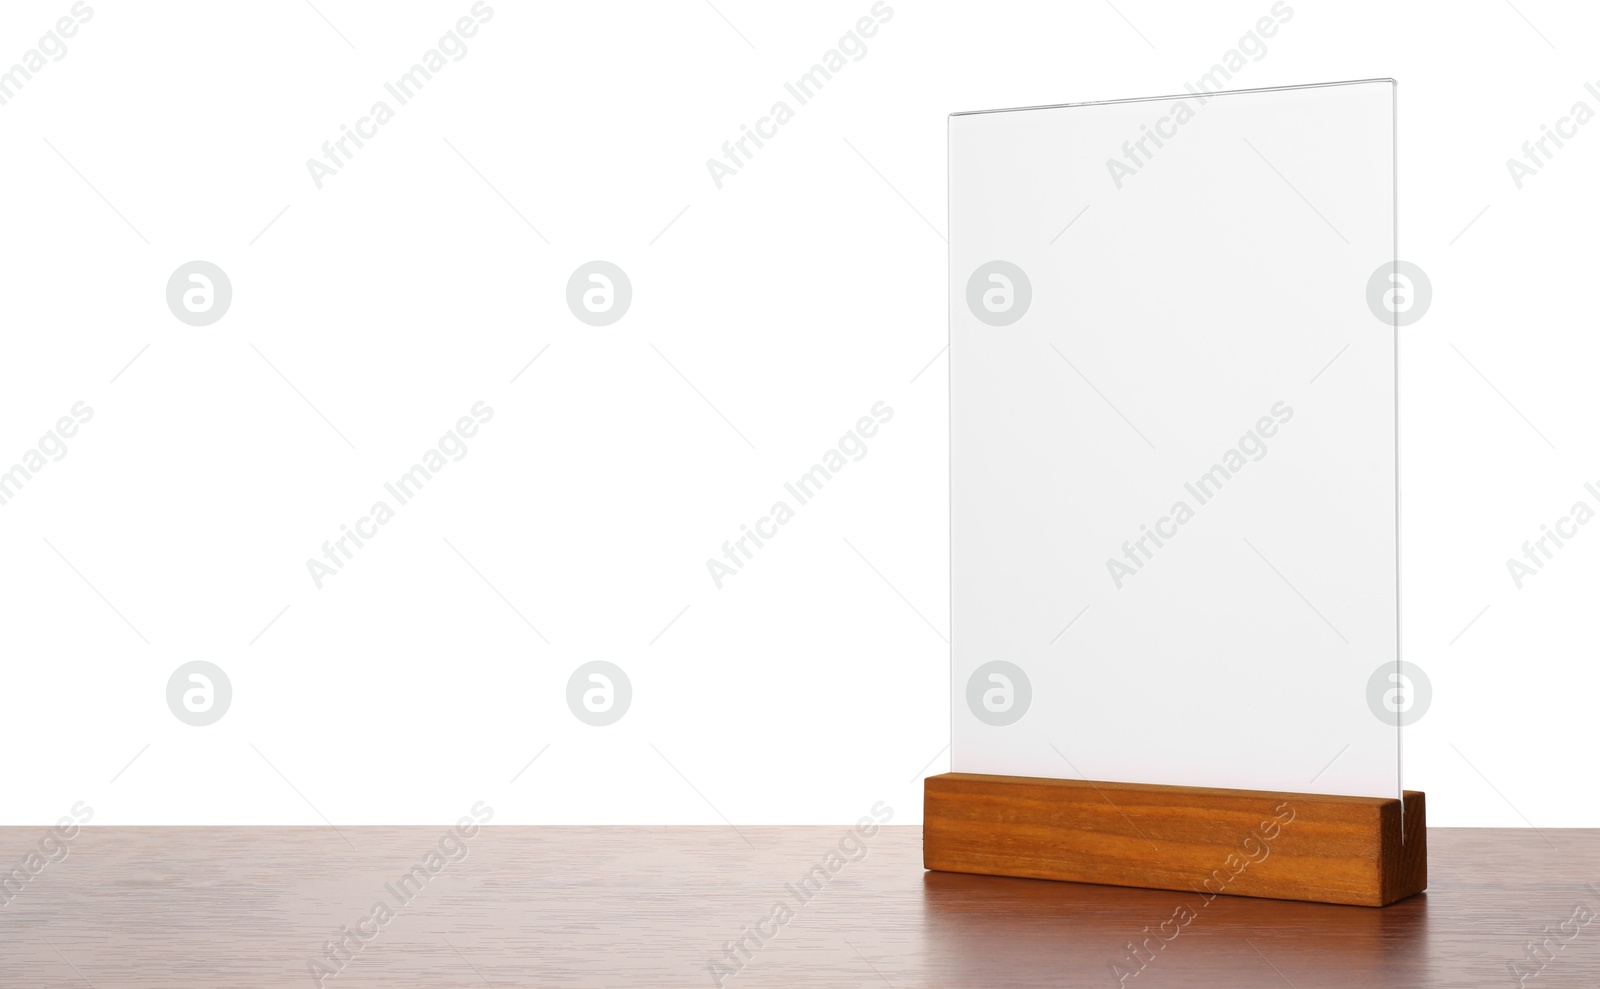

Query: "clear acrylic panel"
<box><xmin>950</xmin><ymin>80</ymin><xmax>1400</xmax><ymax>798</ymax></box>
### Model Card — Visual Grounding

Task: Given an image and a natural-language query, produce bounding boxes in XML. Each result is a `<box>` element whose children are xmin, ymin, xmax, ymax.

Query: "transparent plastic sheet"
<box><xmin>949</xmin><ymin>80</ymin><xmax>1401</xmax><ymax>799</ymax></box>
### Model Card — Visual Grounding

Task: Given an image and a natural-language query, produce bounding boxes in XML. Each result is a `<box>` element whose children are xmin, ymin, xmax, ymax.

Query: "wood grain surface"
<box><xmin>924</xmin><ymin>772</ymin><xmax>1427</xmax><ymax>906</ymax></box>
<box><xmin>0</xmin><ymin>826</ymin><xmax>1595</xmax><ymax>987</ymax></box>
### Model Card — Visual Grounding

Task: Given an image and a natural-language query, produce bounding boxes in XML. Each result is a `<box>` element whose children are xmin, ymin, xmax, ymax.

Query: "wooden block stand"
<box><xmin>924</xmin><ymin>773</ymin><xmax>1426</xmax><ymax>907</ymax></box>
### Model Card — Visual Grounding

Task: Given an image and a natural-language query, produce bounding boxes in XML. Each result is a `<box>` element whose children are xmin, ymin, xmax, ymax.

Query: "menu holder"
<box><xmin>932</xmin><ymin>80</ymin><xmax>1423</xmax><ymax>907</ymax></box>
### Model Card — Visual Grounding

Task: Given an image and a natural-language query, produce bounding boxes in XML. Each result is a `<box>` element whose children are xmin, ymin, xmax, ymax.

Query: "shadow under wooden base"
<box><xmin>924</xmin><ymin>772</ymin><xmax>1426</xmax><ymax>906</ymax></box>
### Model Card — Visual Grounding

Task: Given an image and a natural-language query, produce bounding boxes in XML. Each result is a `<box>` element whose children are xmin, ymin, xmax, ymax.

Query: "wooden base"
<box><xmin>924</xmin><ymin>772</ymin><xmax>1426</xmax><ymax>907</ymax></box>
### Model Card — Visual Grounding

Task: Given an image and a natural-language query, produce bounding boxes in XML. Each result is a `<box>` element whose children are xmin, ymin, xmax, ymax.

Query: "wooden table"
<box><xmin>1</xmin><ymin>827</ymin><xmax>1595</xmax><ymax>986</ymax></box>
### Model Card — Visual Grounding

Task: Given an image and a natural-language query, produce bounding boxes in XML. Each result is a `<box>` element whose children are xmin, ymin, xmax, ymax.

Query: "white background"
<box><xmin>0</xmin><ymin>0</ymin><xmax>1595</xmax><ymax>827</ymax></box>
